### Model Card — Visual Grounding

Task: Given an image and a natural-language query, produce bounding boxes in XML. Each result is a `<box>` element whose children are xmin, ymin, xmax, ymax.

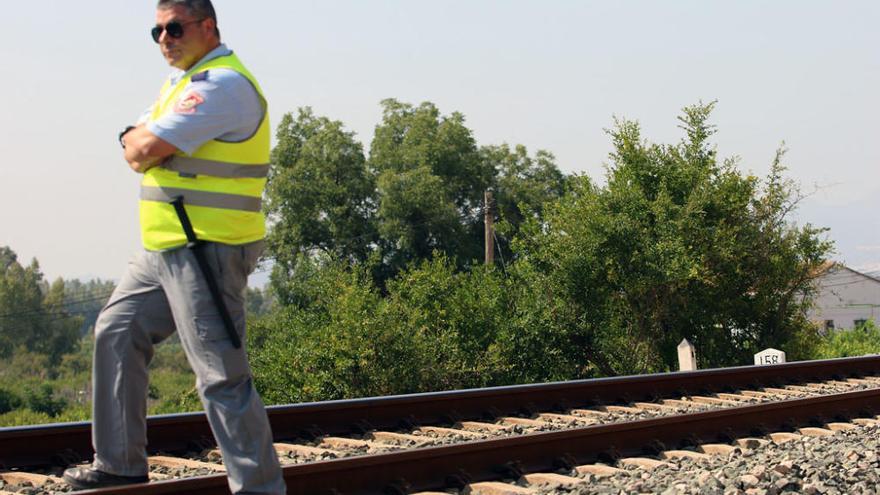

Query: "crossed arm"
<box><xmin>122</xmin><ymin>126</ymin><xmax>179</xmax><ymax>174</ymax></box>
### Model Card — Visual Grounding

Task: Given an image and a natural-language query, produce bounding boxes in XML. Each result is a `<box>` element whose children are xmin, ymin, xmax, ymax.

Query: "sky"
<box><xmin>0</xmin><ymin>1</ymin><xmax>877</xmax><ymax>285</ymax></box>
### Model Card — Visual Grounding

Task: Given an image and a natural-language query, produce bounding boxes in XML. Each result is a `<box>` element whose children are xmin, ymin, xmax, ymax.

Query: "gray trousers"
<box><xmin>91</xmin><ymin>241</ymin><xmax>286</xmax><ymax>495</ymax></box>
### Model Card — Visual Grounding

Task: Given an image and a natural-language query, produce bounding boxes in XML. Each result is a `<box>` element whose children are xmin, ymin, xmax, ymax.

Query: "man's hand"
<box><xmin>122</xmin><ymin>125</ymin><xmax>178</xmax><ymax>174</ymax></box>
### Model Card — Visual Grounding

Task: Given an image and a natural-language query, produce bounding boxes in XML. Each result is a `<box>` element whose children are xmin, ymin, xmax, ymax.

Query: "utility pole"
<box><xmin>484</xmin><ymin>190</ymin><xmax>494</xmax><ymax>266</ymax></box>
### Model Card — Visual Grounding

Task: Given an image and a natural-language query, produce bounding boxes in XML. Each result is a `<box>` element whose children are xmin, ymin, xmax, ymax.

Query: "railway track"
<box><xmin>1</xmin><ymin>356</ymin><xmax>879</xmax><ymax>494</ymax></box>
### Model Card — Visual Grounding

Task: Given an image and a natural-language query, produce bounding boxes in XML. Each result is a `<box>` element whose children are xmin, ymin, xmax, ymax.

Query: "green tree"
<box><xmin>35</xmin><ymin>278</ymin><xmax>83</xmax><ymax>367</ymax></box>
<box><xmin>62</xmin><ymin>278</ymin><xmax>115</xmax><ymax>336</ymax></box>
<box><xmin>266</xmin><ymin>108</ymin><xmax>376</xmax><ymax>304</ymax></box>
<box><xmin>245</xmin><ymin>286</ymin><xmax>274</xmax><ymax>318</ymax></box>
<box><xmin>248</xmin><ymin>103</ymin><xmax>835</xmax><ymax>403</ymax></box>
<box><xmin>480</xmin><ymin>144</ymin><xmax>567</xmax><ymax>262</ymax></box>
<box><xmin>0</xmin><ymin>248</ymin><xmax>83</xmax><ymax>364</ymax></box>
<box><xmin>517</xmin><ymin>102</ymin><xmax>832</xmax><ymax>374</ymax></box>
<box><xmin>369</xmin><ymin>99</ymin><xmax>493</xmax><ymax>276</ymax></box>
<box><xmin>0</xmin><ymin>247</ymin><xmax>16</xmax><ymax>270</ymax></box>
<box><xmin>265</xmin><ymin>101</ymin><xmax>567</xmax><ymax>299</ymax></box>
<box><xmin>0</xmin><ymin>250</ymin><xmax>45</xmax><ymax>357</ymax></box>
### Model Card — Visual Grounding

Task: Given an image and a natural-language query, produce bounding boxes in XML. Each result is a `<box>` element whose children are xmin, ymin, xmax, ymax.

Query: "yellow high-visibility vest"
<box><xmin>139</xmin><ymin>52</ymin><xmax>269</xmax><ymax>251</ymax></box>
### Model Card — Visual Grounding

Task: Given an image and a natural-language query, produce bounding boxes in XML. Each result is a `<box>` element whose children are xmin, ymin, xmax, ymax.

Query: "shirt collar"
<box><xmin>169</xmin><ymin>43</ymin><xmax>233</xmax><ymax>84</ymax></box>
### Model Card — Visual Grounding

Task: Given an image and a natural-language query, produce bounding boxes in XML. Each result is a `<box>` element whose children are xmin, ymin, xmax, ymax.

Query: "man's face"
<box><xmin>155</xmin><ymin>6</ymin><xmax>216</xmax><ymax>70</ymax></box>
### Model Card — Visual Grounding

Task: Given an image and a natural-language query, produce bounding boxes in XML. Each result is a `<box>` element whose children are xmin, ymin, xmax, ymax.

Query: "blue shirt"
<box><xmin>142</xmin><ymin>44</ymin><xmax>264</xmax><ymax>155</ymax></box>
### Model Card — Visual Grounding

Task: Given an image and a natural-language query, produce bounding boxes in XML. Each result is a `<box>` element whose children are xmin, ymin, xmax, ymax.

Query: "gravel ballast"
<box><xmin>534</xmin><ymin>421</ymin><xmax>880</xmax><ymax>495</ymax></box>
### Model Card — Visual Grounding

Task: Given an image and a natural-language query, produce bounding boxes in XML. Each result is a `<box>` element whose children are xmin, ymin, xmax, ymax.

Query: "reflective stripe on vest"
<box><xmin>163</xmin><ymin>156</ymin><xmax>270</xmax><ymax>179</ymax></box>
<box><xmin>139</xmin><ymin>51</ymin><xmax>269</xmax><ymax>251</ymax></box>
<box><xmin>141</xmin><ymin>185</ymin><xmax>262</xmax><ymax>212</ymax></box>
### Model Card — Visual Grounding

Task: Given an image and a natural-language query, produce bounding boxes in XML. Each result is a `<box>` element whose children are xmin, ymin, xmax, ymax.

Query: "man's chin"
<box><xmin>161</xmin><ymin>50</ymin><xmax>180</xmax><ymax>63</ymax></box>
<box><xmin>164</xmin><ymin>55</ymin><xmax>184</xmax><ymax>68</ymax></box>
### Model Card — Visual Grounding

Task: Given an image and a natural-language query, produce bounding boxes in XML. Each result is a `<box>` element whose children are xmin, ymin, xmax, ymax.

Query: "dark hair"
<box><xmin>157</xmin><ymin>0</ymin><xmax>220</xmax><ymax>39</ymax></box>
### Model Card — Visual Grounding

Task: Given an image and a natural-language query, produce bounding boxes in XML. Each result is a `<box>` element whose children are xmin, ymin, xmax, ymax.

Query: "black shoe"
<box><xmin>63</xmin><ymin>466</ymin><xmax>149</xmax><ymax>490</ymax></box>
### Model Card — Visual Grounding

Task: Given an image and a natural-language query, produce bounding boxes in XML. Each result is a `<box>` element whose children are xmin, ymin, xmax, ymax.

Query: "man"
<box><xmin>62</xmin><ymin>1</ymin><xmax>286</xmax><ymax>493</ymax></box>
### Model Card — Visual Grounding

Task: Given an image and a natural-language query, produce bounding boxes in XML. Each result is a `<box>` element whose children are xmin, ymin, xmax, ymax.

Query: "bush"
<box><xmin>252</xmin><ymin>257</ymin><xmax>523</xmax><ymax>404</ymax></box>
<box><xmin>814</xmin><ymin>320</ymin><xmax>880</xmax><ymax>359</ymax></box>
<box><xmin>246</xmin><ymin>103</ymin><xmax>833</xmax><ymax>405</ymax></box>
<box><xmin>0</xmin><ymin>387</ymin><xmax>22</xmax><ymax>414</ymax></box>
<box><xmin>486</xmin><ymin>260</ymin><xmax>595</xmax><ymax>383</ymax></box>
<box><xmin>53</xmin><ymin>403</ymin><xmax>90</xmax><ymax>423</ymax></box>
<box><xmin>152</xmin><ymin>387</ymin><xmax>202</xmax><ymax>415</ymax></box>
<box><xmin>0</xmin><ymin>408</ymin><xmax>55</xmax><ymax>427</ymax></box>
<box><xmin>249</xmin><ymin>262</ymin><xmax>400</xmax><ymax>404</ymax></box>
<box><xmin>146</xmin><ymin>337</ymin><xmax>196</xmax><ymax>414</ymax></box>
<box><xmin>249</xmin><ymin>253</ymin><xmax>610</xmax><ymax>405</ymax></box>
<box><xmin>516</xmin><ymin>103</ymin><xmax>830</xmax><ymax>374</ymax></box>
<box><xmin>25</xmin><ymin>384</ymin><xmax>67</xmax><ymax>417</ymax></box>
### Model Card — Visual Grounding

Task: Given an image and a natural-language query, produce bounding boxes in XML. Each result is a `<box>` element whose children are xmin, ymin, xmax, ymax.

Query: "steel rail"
<box><xmin>71</xmin><ymin>387</ymin><xmax>880</xmax><ymax>494</ymax></box>
<box><xmin>1</xmin><ymin>355</ymin><xmax>878</xmax><ymax>468</ymax></box>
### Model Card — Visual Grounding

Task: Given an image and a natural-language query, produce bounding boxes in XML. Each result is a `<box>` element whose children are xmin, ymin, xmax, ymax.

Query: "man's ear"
<box><xmin>203</xmin><ymin>18</ymin><xmax>217</xmax><ymax>38</ymax></box>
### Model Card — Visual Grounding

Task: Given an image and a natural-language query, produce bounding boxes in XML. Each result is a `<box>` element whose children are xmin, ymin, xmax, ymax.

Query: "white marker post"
<box><xmin>678</xmin><ymin>339</ymin><xmax>697</xmax><ymax>371</ymax></box>
<box><xmin>754</xmin><ymin>348</ymin><xmax>786</xmax><ymax>366</ymax></box>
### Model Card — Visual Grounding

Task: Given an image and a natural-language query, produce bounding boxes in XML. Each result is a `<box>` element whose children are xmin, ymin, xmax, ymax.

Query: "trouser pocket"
<box><xmin>192</xmin><ymin>312</ymin><xmax>251</xmax><ymax>385</ymax></box>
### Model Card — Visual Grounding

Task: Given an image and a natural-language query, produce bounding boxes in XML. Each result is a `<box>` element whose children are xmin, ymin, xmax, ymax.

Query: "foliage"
<box><xmin>0</xmin><ymin>387</ymin><xmax>21</xmax><ymax>414</ymax></box>
<box><xmin>251</xmin><ymin>101</ymin><xmax>833</xmax><ymax>402</ymax></box>
<box><xmin>0</xmin><ymin>102</ymin><xmax>837</xmax><ymax>425</ymax></box>
<box><xmin>0</xmin><ymin>247</ymin><xmax>91</xmax><ymax>366</ymax></box>
<box><xmin>62</xmin><ymin>278</ymin><xmax>116</xmax><ymax>336</ymax></box>
<box><xmin>25</xmin><ymin>384</ymin><xmax>68</xmax><ymax>417</ymax></box>
<box><xmin>369</xmin><ymin>100</ymin><xmax>491</xmax><ymax>277</ymax></box>
<box><xmin>485</xmin><ymin>260</ymin><xmax>596</xmax><ymax>383</ymax></box>
<box><xmin>516</xmin><ymin>102</ymin><xmax>832</xmax><ymax>375</ymax></box>
<box><xmin>380</xmin><ymin>257</ymin><xmax>508</xmax><ymax>390</ymax></box>
<box><xmin>252</xmin><ymin>261</ymin><xmax>387</xmax><ymax>403</ymax></box>
<box><xmin>266</xmin><ymin>108</ymin><xmax>376</xmax><ymax>304</ymax></box>
<box><xmin>250</xmin><ymin>257</ymin><xmax>506</xmax><ymax>403</ymax></box>
<box><xmin>145</xmin><ymin>337</ymin><xmax>200</xmax><ymax>414</ymax></box>
<box><xmin>480</xmin><ymin>144</ymin><xmax>567</xmax><ymax>262</ymax></box>
<box><xmin>250</xmin><ymin>253</ymin><xmax>613</xmax><ymax>404</ymax></box>
<box><xmin>815</xmin><ymin>320</ymin><xmax>880</xmax><ymax>358</ymax></box>
<box><xmin>245</xmin><ymin>286</ymin><xmax>275</xmax><ymax>318</ymax></box>
<box><xmin>0</xmin><ymin>248</ymin><xmax>56</xmax><ymax>358</ymax></box>
<box><xmin>0</xmin><ymin>409</ymin><xmax>55</xmax><ymax>427</ymax></box>
<box><xmin>39</xmin><ymin>279</ymin><xmax>85</xmax><ymax>367</ymax></box>
<box><xmin>264</xmin><ymin>101</ymin><xmax>565</xmax><ymax>297</ymax></box>
<box><xmin>0</xmin><ymin>329</ymin><xmax>197</xmax><ymax>426</ymax></box>
<box><xmin>0</xmin><ymin>243</ymin><xmax>199</xmax><ymax>426</ymax></box>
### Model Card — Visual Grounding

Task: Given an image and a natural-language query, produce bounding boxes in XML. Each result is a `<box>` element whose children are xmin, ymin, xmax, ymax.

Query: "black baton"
<box><xmin>170</xmin><ymin>196</ymin><xmax>243</xmax><ymax>349</ymax></box>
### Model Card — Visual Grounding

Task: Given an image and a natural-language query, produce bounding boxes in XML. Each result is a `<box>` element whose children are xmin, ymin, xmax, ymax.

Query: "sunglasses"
<box><xmin>151</xmin><ymin>18</ymin><xmax>205</xmax><ymax>43</ymax></box>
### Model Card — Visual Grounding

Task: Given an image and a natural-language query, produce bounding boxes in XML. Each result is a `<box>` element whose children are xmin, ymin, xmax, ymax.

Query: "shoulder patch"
<box><xmin>192</xmin><ymin>71</ymin><xmax>209</xmax><ymax>82</ymax></box>
<box><xmin>174</xmin><ymin>90</ymin><xmax>205</xmax><ymax>114</ymax></box>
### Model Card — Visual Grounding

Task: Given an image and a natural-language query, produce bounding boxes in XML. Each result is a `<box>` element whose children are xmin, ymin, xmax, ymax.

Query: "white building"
<box><xmin>809</xmin><ymin>263</ymin><xmax>880</xmax><ymax>331</ymax></box>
